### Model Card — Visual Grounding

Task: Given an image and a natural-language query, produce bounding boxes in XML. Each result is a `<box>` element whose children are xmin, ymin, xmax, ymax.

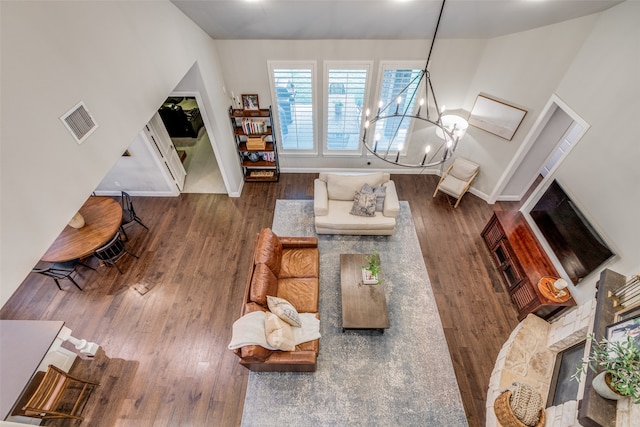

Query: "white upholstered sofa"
<box><xmin>313</xmin><ymin>172</ymin><xmax>400</xmax><ymax>235</ymax></box>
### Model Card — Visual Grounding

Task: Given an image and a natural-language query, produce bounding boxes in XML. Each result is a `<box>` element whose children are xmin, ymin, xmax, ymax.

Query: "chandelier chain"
<box><xmin>360</xmin><ymin>0</ymin><xmax>467</xmax><ymax>169</ymax></box>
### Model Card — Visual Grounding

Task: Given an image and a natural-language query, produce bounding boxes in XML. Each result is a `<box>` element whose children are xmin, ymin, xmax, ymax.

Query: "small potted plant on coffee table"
<box><xmin>362</xmin><ymin>249</ymin><xmax>381</xmax><ymax>285</ymax></box>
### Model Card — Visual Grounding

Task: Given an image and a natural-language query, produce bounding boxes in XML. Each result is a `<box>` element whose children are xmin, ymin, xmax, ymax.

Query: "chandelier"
<box><xmin>361</xmin><ymin>0</ymin><xmax>467</xmax><ymax>168</ymax></box>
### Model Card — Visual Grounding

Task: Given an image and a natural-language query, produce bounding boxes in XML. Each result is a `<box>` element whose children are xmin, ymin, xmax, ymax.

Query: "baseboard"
<box><xmin>280</xmin><ymin>167</ymin><xmax>440</xmax><ymax>175</ymax></box>
<box><xmin>95</xmin><ymin>188</ymin><xmax>241</xmax><ymax>198</ymax></box>
<box><xmin>468</xmin><ymin>187</ymin><xmax>490</xmax><ymax>203</ymax></box>
<box><xmin>93</xmin><ymin>190</ymin><xmax>178</xmax><ymax>197</ymax></box>
<box><xmin>494</xmin><ymin>195</ymin><xmax>521</xmax><ymax>202</ymax></box>
<box><xmin>279</xmin><ymin>169</ymin><xmax>491</xmax><ymax>204</ymax></box>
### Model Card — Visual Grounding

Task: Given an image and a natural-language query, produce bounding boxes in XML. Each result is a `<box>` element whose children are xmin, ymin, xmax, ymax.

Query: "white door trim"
<box><xmin>146</xmin><ymin>114</ymin><xmax>187</xmax><ymax>191</ymax></box>
<box><xmin>170</xmin><ymin>90</ymin><xmax>232</xmax><ymax>195</ymax></box>
<box><xmin>488</xmin><ymin>94</ymin><xmax>590</xmax><ymax>204</ymax></box>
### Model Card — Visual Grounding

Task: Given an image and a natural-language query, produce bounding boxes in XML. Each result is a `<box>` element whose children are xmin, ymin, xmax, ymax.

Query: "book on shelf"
<box><xmin>241</xmin><ymin>118</ymin><xmax>267</xmax><ymax>135</ymax></box>
<box><xmin>263</xmin><ymin>151</ymin><xmax>275</xmax><ymax>161</ymax></box>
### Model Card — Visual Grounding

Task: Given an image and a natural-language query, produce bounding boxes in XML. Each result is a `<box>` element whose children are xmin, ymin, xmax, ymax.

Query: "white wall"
<box><xmin>215</xmin><ymin>15</ymin><xmax>598</xmax><ymax>196</ymax></box>
<box><xmin>459</xmin><ymin>14</ymin><xmax>599</xmax><ymax>197</ymax></box>
<box><xmin>1</xmin><ymin>0</ymin><xmax>637</xmax><ymax>310</ymax></box>
<box><xmin>215</xmin><ymin>39</ymin><xmax>485</xmax><ymax>173</ymax></box>
<box><xmin>174</xmin><ymin>62</ymin><xmax>239</xmax><ymax>196</ymax></box>
<box><xmin>501</xmin><ymin>107</ymin><xmax>573</xmax><ymax>197</ymax></box>
<box><xmin>540</xmin><ymin>0</ymin><xmax>640</xmax><ymax>303</ymax></box>
<box><xmin>214</xmin><ymin>5</ymin><xmax>639</xmax><ymax>305</ymax></box>
<box><xmin>0</xmin><ymin>1</ymin><xmax>240</xmax><ymax>307</ymax></box>
<box><xmin>95</xmin><ymin>133</ymin><xmax>174</xmax><ymax>195</ymax></box>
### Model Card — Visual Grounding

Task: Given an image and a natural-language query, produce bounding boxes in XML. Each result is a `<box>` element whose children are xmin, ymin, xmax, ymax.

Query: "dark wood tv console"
<box><xmin>482</xmin><ymin>211</ymin><xmax>576</xmax><ymax>320</ymax></box>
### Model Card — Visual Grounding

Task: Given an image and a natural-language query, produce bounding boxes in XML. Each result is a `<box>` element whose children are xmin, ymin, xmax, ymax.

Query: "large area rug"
<box><xmin>241</xmin><ymin>200</ymin><xmax>468</xmax><ymax>426</ymax></box>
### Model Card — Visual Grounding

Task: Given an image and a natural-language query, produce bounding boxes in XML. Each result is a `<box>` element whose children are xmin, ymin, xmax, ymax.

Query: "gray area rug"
<box><xmin>241</xmin><ymin>200</ymin><xmax>468</xmax><ymax>427</ymax></box>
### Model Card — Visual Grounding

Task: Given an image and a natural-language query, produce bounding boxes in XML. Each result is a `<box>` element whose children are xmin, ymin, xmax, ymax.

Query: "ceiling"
<box><xmin>170</xmin><ymin>0</ymin><xmax>623</xmax><ymax>40</ymax></box>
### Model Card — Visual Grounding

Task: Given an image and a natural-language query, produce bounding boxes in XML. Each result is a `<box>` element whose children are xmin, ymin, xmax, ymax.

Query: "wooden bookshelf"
<box><xmin>228</xmin><ymin>107</ymin><xmax>279</xmax><ymax>182</ymax></box>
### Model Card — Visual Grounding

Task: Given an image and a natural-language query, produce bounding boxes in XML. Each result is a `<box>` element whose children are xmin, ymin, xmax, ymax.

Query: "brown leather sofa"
<box><xmin>234</xmin><ymin>228</ymin><xmax>320</xmax><ymax>372</ymax></box>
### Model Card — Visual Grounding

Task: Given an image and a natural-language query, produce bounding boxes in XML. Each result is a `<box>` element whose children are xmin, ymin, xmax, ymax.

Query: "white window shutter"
<box><xmin>270</xmin><ymin>65</ymin><xmax>315</xmax><ymax>152</ymax></box>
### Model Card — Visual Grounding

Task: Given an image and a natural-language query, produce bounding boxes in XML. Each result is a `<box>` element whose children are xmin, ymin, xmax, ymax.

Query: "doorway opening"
<box><xmin>158</xmin><ymin>96</ymin><xmax>226</xmax><ymax>194</ymax></box>
<box><xmin>491</xmin><ymin>94</ymin><xmax>589</xmax><ymax>204</ymax></box>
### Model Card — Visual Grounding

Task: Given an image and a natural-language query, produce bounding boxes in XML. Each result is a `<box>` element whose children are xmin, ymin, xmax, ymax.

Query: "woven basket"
<box><xmin>494</xmin><ymin>390</ymin><xmax>546</xmax><ymax>427</ymax></box>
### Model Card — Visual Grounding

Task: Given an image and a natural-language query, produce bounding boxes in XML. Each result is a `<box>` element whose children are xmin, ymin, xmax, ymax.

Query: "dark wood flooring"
<box><xmin>1</xmin><ymin>173</ymin><xmax>522</xmax><ymax>426</ymax></box>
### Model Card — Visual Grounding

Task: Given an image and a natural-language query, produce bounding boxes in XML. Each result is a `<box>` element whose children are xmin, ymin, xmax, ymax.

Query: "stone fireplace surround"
<box><xmin>486</xmin><ymin>299</ymin><xmax>639</xmax><ymax>427</ymax></box>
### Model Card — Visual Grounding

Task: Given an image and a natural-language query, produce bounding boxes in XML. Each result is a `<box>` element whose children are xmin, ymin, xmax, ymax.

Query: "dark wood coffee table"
<box><xmin>340</xmin><ymin>254</ymin><xmax>390</xmax><ymax>332</ymax></box>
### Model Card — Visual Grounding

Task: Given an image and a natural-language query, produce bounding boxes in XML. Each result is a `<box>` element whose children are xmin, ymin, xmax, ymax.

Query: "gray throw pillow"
<box><xmin>350</xmin><ymin>191</ymin><xmax>376</xmax><ymax>217</ymax></box>
<box><xmin>267</xmin><ymin>295</ymin><xmax>302</xmax><ymax>327</ymax></box>
<box><xmin>373</xmin><ymin>186</ymin><xmax>386</xmax><ymax>212</ymax></box>
<box><xmin>360</xmin><ymin>183</ymin><xmax>374</xmax><ymax>194</ymax></box>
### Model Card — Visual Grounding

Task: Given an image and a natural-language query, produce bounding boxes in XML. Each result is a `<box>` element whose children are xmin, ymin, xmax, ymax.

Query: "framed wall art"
<box><xmin>606</xmin><ymin>314</ymin><xmax>640</xmax><ymax>349</ymax></box>
<box><xmin>468</xmin><ymin>94</ymin><xmax>527</xmax><ymax>140</ymax></box>
<box><xmin>242</xmin><ymin>94</ymin><xmax>260</xmax><ymax>111</ymax></box>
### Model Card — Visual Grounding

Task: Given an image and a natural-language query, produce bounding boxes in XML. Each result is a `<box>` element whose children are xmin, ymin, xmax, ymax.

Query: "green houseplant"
<box><xmin>573</xmin><ymin>333</ymin><xmax>640</xmax><ymax>403</ymax></box>
<box><xmin>362</xmin><ymin>249</ymin><xmax>381</xmax><ymax>285</ymax></box>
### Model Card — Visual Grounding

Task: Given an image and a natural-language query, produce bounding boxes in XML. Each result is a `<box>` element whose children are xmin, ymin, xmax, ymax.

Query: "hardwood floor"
<box><xmin>1</xmin><ymin>173</ymin><xmax>521</xmax><ymax>427</ymax></box>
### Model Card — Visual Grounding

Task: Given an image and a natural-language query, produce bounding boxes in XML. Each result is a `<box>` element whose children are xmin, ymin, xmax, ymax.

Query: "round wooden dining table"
<box><xmin>41</xmin><ymin>197</ymin><xmax>123</xmax><ymax>263</ymax></box>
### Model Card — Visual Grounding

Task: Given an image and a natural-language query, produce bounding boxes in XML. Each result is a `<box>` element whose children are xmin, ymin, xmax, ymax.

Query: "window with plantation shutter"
<box><xmin>268</xmin><ymin>62</ymin><xmax>316</xmax><ymax>153</ymax></box>
<box><xmin>323</xmin><ymin>62</ymin><xmax>371</xmax><ymax>154</ymax></box>
<box><xmin>373</xmin><ymin>64</ymin><xmax>423</xmax><ymax>153</ymax></box>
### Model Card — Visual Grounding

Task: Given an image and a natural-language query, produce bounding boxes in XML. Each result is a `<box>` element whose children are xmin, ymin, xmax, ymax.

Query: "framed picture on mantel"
<box><xmin>616</xmin><ymin>302</ymin><xmax>640</xmax><ymax>322</ymax></box>
<box><xmin>468</xmin><ymin>94</ymin><xmax>527</xmax><ymax>140</ymax></box>
<box><xmin>607</xmin><ymin>314</ymin><xmax>640</xmax><ymax>350</ymax></box>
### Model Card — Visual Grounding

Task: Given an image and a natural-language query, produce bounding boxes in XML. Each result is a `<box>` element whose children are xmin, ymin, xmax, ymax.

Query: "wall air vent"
<box><xmin>60</xmin><ymin>101</ymin><xmax>98</xmax><ymax>144</ymax></box>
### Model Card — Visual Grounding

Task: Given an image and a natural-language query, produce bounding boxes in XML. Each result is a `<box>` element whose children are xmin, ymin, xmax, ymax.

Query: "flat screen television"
<box><xmin>530</xmin><ymin>180</ymin><xmax>614</xmax><ymax>284</ymax></box>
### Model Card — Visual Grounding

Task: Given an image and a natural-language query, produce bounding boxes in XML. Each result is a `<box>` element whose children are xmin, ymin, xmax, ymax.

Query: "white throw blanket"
<box><xmin>228</xmin><ymin>311</ymin><xmax>320</xmax><ymax>350</ymax></box>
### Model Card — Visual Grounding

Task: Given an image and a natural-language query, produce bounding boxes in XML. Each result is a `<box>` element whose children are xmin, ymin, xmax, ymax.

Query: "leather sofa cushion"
<box><xmin>239</xmin><ymin>344</ymin><xmax>272</xmax><ymax>362</ymax></box>
<box><xmin>261</xmin><ymin>349</ymin><xmax>318</xmax><ymax>368</ymax></box>
<box><xmin>279</xmin><ymin>248</ymin><xmax>319</xmax><ymax>279</ymax></box>
<box><xmin>326</xmin><ymin>173</ymin><xmax>384</xmax><ymax>201</ymax></box>
<box><xmin>296</xmin><ymin>337</ymin><xmax>319</xmax><ymax>353</ymax></box>
<box><xmin>243</xmin><ymin>302</ymin><xmax>267</xmax><ymax>315</ymax></box>
<box><xmin>237</xmin><ymin>304</ymin><xmax>273</xmax><ymax>362</ymax></box>
<box><xmin>254</xmin><ymin>228</ymin><xmax>282</xmax><ymax>275</ymax></box>
<box><xmin>277</xmin><ymin>277</ymin><xmax>319</xmax><ymax>313</ymax></box>
<box><xmin>249</xmin><ymin>263</ymin><xmax>278</xmax><ymax>307</ymax></box>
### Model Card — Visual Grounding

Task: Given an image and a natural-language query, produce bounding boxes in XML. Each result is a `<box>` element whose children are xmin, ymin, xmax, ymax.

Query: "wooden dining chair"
<box><xmin>94</xmin><ymin>231</ymin><xmax>138</xmax><ymax>274</ymax></box>
<box><xmin>120</xmin><ymin>191</ymin><xmax>148</xmax><ymax>241</ymax></box>
<box><xmin>21</xmin><ymin>364</ymin><xmax>99</xmax><ymax>421</ymax></box>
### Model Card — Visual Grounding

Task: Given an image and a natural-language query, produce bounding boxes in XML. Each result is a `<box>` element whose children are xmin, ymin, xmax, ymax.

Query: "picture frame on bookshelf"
<box><xmin>242</xmin><ymin>94</ymin><xmax>259</xmax><ymax>111</ymax></box>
